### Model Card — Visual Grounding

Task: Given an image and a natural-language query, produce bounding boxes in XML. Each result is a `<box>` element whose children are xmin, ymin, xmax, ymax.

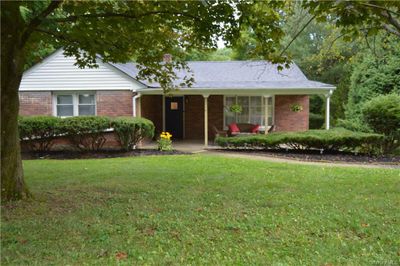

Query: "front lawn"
<box><xmin>2</xmin><ymin>155</ymin><xmax>399</xmax><ymax>265</ymax></box>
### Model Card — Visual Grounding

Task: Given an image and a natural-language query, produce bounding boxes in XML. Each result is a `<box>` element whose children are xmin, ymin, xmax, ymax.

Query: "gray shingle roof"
<box><xmin>109</xmin><ymin>60</ymin><xmax>335</xmax><ymax>89</ymax></box>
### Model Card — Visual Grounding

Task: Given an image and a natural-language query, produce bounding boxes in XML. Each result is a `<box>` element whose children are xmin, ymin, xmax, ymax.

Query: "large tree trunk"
<box><xmin>1</xmin><ymin>2</ymin><xmax>30</xmax><ymax>201</ymax></box>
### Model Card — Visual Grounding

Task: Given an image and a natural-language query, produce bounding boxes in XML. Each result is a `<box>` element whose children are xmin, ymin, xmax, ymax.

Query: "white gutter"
<box><xmin>132</xmin><ymin>93</ymin><xmax>141</xmax><ymax>117</ymax></box>
<box><xmin>136</xmin><ymin>87</ymin><xmax>336</xmax><ymax>96</ymax></box>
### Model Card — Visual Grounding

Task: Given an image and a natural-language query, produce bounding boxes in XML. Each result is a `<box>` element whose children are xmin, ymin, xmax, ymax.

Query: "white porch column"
<box><xmin>263</xmin><ymin>95</ymin><xmax>269</xmax><ymax>134</ymax></box>
<box><xmin>325</xmin><ymin>90</ymin><xmax>332</xmax><ymax>130</ymax></box>
<box><xmin>203</xmin><ymin>94</ymin><xmax>209</xmax><ymax>147</ymax></box>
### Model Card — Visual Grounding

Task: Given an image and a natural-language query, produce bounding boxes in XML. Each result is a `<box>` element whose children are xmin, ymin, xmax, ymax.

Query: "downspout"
<box><xmin>132</xmin><ymin>93</ymin><xmax>141</xmax><ymax>117</ymax></box>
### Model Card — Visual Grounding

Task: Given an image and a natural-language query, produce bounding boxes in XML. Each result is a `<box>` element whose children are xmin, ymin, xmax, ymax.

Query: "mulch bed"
<box><xmin>214</xmin><ymin>148</ymin><xmax>400</xmax><ymax>165</ymax></box>
<box><xmin>22</xmin><ymin>149</ymin><xmax>189</xmax><ymax>160</ymax></box>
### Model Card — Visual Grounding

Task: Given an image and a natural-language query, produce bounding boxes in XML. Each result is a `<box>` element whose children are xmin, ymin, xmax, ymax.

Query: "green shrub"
<box><xmin>336</xmin><ymin>119</ymin><xmax>371</xmax><ymax>133</ymax></box>
<box><xmin>215</xmin><ymin>128</ymin><xmax>383</xmax><ymax>154</ymax></box>
<box><xmin>112</xmin><ymin>117</ymin><xmax>155</xmax><ymax>151</ymax></box>
<box><xmin>309</xmin><ymin>113</ymin><xmax>324</xmax><ymax>129</ymax></box>
<box><xmin>18</xmin><ymin>116</ymin><xmax>61</xmax><ymax>152</ymax></box>
<box><xmin>61</xmin><ymin>116</ymin><xmax>111</xmax><ymax>151</ymax></box>
<box><xmin>362</xmin><ymin>93</ymin><xmax>400</xmax><ymax>153</ymax></box>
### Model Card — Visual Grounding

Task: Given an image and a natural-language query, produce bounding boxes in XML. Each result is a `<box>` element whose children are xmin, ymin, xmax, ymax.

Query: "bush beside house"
<box><xmin>113</xmin><ymin>117</ymin><xmax>155</xmax><ymax>151</ymax></box>
<box><xmin>362</xmin><ymin>94</ymin><xmax>400</xmax><ymax>154</ymax></box>
<box><xmin>18</xmin><ymin>116</ymin><xmax>61</xmax><ymax>152</ymax></box>
<box><xmin>19</xmin><ymin>116</ymin><xmax>155</xmax><ymax>152</ymax></box>
<box><xmin>309</xmin><ymin>113</ymin><xmax>324</xmax><ymax>129</ymax></box>
<box><xmin>61</xmin><ymin>116</ymin><xmax>112</xmax><ymax>151</ymax></box>
<box><xmin>215</xmin><ymin>128</ymin><xmax>383</xmax><ymax>154</ymax></box>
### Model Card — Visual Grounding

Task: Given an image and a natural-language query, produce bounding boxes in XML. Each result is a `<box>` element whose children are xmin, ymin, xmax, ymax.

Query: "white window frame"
<box><xmin>53</xmin><ymin>92</ymin><xmax>97</xmax><ymax>117</ymax></box>
<box><xmin>223</xmin><ymin>95</ymin><xmax>275</xmax><ymax>130</ymax></box>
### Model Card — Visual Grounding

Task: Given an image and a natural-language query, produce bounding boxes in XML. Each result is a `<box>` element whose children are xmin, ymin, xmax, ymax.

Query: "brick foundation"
<box><xmin>21</xmin><ymin>132</ymin><xmax>121</xmax><ymax>152</ymax></box>
<box><xmin>274</xmin><ymin>95</ymin><xmax>309</xmax><ymax>131</ymax></box>
<box><xmin>19</xmin><ymin>91</ymin><xmax>52</xmax><ymax>116</ymax></box>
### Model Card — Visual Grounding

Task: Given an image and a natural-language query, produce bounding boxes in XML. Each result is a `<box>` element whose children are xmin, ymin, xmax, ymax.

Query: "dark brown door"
<box><xmin>165</xmin><ymin>97</ymin><xmax>184</xmax><ymax>139</ymax></box>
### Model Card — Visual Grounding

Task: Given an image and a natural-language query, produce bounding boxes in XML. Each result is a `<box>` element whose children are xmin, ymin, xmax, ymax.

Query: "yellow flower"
<box><xmin>159</xmin><ymin>131</ymin><xmax>172</xmax><ymax>140</ymax></box>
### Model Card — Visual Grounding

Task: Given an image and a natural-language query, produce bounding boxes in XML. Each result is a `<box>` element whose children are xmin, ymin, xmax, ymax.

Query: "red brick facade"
<box><xmin>19</xmin><ymin>91</ymin><xmax>309</xmax><ymax>139</ymax></box>
<box><xmin>140</xmin><ymin>95</ymin><xmax>163</xmax><ymax>135</ymax></box>
<box><xmin>96</xmin><ymin>91</ymin><xmax>133</xmax><ymax>116</ymax></box>
<box><xmin>138</xmin><ymin>95</ymin><xmax>224</xmax><ymax>140</ymax></box>
<box><xmin>184</xmin><ymin>95</ymin><xmax>223</xmax><ymax>140</ymax></box>
<box><xmin>274</xmin><ymin>95</ymin><xmax>309</xmax><ymax>132</ymax></box>
<box><xmin>19</xmin><ymin>90</ymin><xmax>134</xmax><ymax>117</ymax></box>
<box><xmin>19</xmin><ymin>91</ymin><xmax>52</xmax><ymax>116</ymax></box>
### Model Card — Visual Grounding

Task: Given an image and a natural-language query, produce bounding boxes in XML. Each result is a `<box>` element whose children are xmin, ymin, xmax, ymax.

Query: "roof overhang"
<box><xmin>137</xmin><ymin>87</ymin><xmax>336</xmax><ymax>96</ymax></box>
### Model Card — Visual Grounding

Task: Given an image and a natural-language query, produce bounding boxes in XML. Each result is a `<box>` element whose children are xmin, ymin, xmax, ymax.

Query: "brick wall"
<box><xmin>19</xmin><ymin>91</ymin><xmax>52</xmax><ymax>116</ymax></box>
<box><xmin>185</xmin><ymin>95</ymin><xmax>223</xmax><ymax>140</ymax></box>
<box><xmin>19</xmin><ymin>90</ymin><xmax>134</xmax><ymax>117</ymax></box>
<box><xmin>274</xmin><ymin>95</ymin><xmax>309</xmax><ymax>132</ymax></box>
<box><xmin>140</xmin><ymin>95</ymin><xmax>163</xmax><ymax>135</ymax></box>
<box><xmin>96</xmin><ymin>91</ymin><xmax>133</xmax><ymax>116</ymax></box>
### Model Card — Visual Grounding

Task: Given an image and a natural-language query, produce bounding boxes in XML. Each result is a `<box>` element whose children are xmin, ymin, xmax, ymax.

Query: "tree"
<box><xmin>345</xmin><ymin>35</ymin><xmax>400</xmax><ymax>121</ymax></box>
<box><xmin>185</xmin><ymin>48</ymin><xmax>234</xmax><ymax>61</ymax></box>
<box><xmin>280</xmin><ymin>2</ymin><xmax>359</xmax><ymax>124</ymax></box>
<box><xmin>362</xmin><ymin>94</ymin><xmax>400</xmax><ymax>153</ymax></box>
<box><xmin>1</xmin><ymin>0</ymin><xmax>288</xmax><ymax>201</ymax></box>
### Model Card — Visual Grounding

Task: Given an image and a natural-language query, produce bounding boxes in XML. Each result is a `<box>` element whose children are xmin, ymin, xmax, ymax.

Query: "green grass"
<box><xmin>2</xmin><ymin>155</ymin><xmax>399</xmax><ymax>265</ymax></box>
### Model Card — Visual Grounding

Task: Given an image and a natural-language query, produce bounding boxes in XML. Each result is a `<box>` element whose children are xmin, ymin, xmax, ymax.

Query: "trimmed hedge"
<box><xmin>18</xmin><ymin>116</ymin><xmax>61</xmax><ymax>152</ymax></box>
<box><xmin>215</xmin><ymin>128</ymin><xmax>383</xmax><ymax>154</ymax></box>
<box><xmin>112</xmin><ymin>117</ymin><xmax>155</xmax><ymax>151</ymax></box>
<box><xmin>61</xmin><ymin>116</ymin><xmax>112</xmax><ymax>151</ymax></box>
<box><xmin>19</xmin><ymin>115</ymin><xmax>156</xmax><ymax>152</ymax></box>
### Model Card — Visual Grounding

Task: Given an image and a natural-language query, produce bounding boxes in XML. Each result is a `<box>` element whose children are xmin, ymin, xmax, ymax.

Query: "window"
<box><xmin>56</xmin><ymin>95</ymin><xmax>74</xmax><ymax>117</ymax></box>
<box><xmin>55</xmin><ymin>93</ymin><xmax>96</xmax><ymax>117</ymax></box>
<box><xmin>224</xmin><ymin>96</ymin><xmax>273</xmax><ymax>128</ymax></box>
<box><xmin>78</xmin><ymin>94</ymin><xmax>96</xmax><ymax>115</ymax></box>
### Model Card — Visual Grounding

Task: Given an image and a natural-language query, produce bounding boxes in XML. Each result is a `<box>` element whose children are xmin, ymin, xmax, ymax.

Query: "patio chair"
<box><xmin>212</xmin><ymin>125</ymin><xmax>228</xmax><ymax>138</ymax></box>
<box><xmin>265</xmin><ymin>125</ymin><xmax>275</xmax><ymax>134</ymax></box>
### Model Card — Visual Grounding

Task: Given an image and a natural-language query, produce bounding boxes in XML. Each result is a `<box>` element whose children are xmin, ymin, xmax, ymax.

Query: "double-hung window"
<box><xmin>55</xmin><ymin>93</ymin><xmax>96</xmax><ymax>117</ymax></box>
<box><xmin>224</xmin><ymin>96</ymin><xmax>273</xmax><ymax>129</ymax></box>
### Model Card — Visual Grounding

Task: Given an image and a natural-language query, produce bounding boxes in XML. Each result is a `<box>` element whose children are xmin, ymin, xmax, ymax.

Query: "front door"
<box><xmin>165</xmin><ymin>97</ymin><xmax>184</xmax><ymax>139</ymax></box>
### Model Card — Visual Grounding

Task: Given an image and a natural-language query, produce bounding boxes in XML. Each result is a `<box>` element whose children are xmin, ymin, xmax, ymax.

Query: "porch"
<box><xmin>134</xmin><ymin>90</ymin><xmax>333</xmax><ymax>147</ymax></box>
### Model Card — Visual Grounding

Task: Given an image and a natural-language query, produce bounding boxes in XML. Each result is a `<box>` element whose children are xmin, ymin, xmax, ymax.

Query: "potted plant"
<box><xmin>229</xmin><ymin>104</ymin><xmax>243</xmax><ymax>114</ymax></box>
<box><xmin>290</xmin><ymin>103</ymin><xmax>303</xmax><ymax>112</ymax></box>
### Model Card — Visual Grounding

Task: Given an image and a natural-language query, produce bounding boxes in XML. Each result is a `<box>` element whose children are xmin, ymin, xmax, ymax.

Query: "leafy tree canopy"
<box><xmin>345</xmin><ymin>35</ymin><xmax>400</xmax><ymax>121</ymax></box>
<box><xmin>11</xmin><ymin>0</ymin><xmax>289</xmax><ymax>90</ymax></box>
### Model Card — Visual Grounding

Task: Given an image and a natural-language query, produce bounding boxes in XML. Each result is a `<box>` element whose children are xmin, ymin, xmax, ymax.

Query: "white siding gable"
<box><xmin>19</xmin><ymin>49</ymin><xmax>145</xmax><ymax>91</ymax></box>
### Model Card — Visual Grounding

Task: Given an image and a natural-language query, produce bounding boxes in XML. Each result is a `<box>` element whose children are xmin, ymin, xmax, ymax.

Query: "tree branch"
<box><xmin>280</xmin><ymin>15</ymin><xmax>316</xmax><ymax>56</ymax></box>
<box><xmin>382</xmin><ymin>24</ymin><xmax>400</xmax><ymax>37</ymax></box>
<box><xmin>20</xmin><ymin>0</ymin><xmax>63</xmax><ymax>47</ymax></box>
<box><xmin>382</xmin><ymin>10</ymin><xmax>400</xmax><ymax>31</ymax></box>
<box><xmin>46</xmin><ymin>10</ymin><xmax>199</xmax><ymax>23</ymax></box>
<box><xmin>360</xmin><ymin>3</ymin><xmax>400</xmax><ymax>17</ymax></box>
<box><xmin>33</xmin><ymin>28</ymin><xmax>81</xmax><ymax>45</ymax></box>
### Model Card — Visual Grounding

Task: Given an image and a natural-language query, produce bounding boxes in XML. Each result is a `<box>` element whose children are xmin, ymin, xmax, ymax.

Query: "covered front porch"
<box><xmin>133</xmin><ymin>88</ymin><xmax>334</xmax><ymax>147</ymax></box>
